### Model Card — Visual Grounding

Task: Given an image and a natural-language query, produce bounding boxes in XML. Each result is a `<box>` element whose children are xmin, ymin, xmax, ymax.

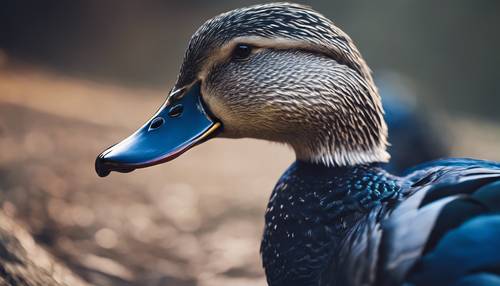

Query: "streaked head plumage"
<box><xmin>173</xmin><ymin>2</ymin><xmax>389</xmax><ymax>166</ymax></box>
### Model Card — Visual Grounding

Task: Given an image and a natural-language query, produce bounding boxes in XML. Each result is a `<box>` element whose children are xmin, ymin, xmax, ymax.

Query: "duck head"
<box><xmin>95</xmin><ymin>2</ymin><xmax>389</xmax><ymax>177</ymax></box>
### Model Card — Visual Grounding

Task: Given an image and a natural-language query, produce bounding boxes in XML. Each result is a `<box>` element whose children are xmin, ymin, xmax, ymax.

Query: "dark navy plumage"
<box><xmin>261</xmin><ymin>159</ymin><xmax>500</xmax><ymax>286</ymax></box>
<box><xmin>261</xmin><ymin>161</ymin><xmax>402</xmax><ymax>285</ymax></box>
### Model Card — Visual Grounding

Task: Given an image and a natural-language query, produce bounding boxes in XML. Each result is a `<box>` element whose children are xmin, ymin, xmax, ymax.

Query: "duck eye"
<box><xmin>232</xmin><ymin>44</ymin><xmax>253</xmax><ymax>60</ymax></box>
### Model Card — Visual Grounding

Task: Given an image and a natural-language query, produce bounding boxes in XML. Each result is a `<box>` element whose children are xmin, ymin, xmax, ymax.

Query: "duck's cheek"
<box><xmin>200</xmin><ymin>79</ymin><xmax>275</xmax><ymax>139</ymax></box>
<box><xmin>199</xmin><ymin>89</ymin><xmax>237</xmax><ymax>138</ymax></box>
<box><xmin>200</xmin><ymin>101</ymin><xmax>240</xmax><ymax>139</ymax></box>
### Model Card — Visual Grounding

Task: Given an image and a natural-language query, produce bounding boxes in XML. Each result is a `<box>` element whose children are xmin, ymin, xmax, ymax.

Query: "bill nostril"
<box><xmin>149</xmin><ymin>117</ymin><xmax>165</xmax><ymax>130</ymax></box>
<box><xmin>170</xmin><ymin>88</ymin><xmax>186</xmax><ymax>102</ymax></box>
<box><xmin>168</xmin><ymin>104</ymin><xmax>184</xmax><ymax>118</ymax></box>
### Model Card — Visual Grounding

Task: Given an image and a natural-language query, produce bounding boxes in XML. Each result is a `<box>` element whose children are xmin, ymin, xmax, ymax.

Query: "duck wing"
<box><xmin>333</xmin><ymin>159</ymin><xmax>500</xmax><ymax>286</ymax></box>
<box><xmin>379</xmin><ymin>159</ymin><xmax>500</xmax><ymax>286</ymax></box>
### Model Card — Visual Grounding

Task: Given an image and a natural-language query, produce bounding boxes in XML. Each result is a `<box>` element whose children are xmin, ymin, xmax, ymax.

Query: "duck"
<box><xmin>94</xmin><ymin>3</ymin><xmax>500</xmax><ymax>286</ymax></box>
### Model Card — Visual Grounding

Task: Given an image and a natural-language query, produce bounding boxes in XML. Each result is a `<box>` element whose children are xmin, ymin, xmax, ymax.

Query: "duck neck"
<box><xmin>291</xmin><ymin>139</ymin><xmax>391</xmax><ymax>168</ymax></box>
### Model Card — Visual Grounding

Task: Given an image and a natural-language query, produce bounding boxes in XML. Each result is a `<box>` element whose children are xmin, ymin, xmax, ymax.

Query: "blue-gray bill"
<box><xmin>95</xmin><ymin>82</ymin><xmax>221</xmax><ymax>177</ymax></box>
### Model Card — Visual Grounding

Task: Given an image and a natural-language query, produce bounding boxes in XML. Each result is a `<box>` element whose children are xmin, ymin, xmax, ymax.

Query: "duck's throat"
<box><xmin>261</xmin><ymin>160</ymin><xmax>401</xmax><ymax>286</ymax></box>
<box><xmin>291</xmin><ymin>134</ymin><xmax>391</xmax><ymax>168</ymax></box>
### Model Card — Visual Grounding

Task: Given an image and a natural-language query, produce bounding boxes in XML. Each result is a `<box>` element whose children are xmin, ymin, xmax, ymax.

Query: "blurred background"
<box><xmin>0</xmin><ymin>1</ymin><xmax>499</xmax><ymax>286</ymax></box>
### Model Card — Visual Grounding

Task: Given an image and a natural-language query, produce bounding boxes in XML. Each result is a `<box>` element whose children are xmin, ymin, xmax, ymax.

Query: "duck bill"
<box><xmin>95</xmin><ymin>82</ymin><xmax>221</xmax><ymax>177</ymax></box>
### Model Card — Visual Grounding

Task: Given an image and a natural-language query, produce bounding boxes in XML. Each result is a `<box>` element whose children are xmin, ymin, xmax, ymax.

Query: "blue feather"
<box><xmin>408</xmin><ymin>215</ymin><xmax>500</xmax><ymax>286</ymax></box>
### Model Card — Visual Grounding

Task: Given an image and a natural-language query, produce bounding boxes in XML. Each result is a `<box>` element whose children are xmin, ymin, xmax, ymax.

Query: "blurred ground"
<box><xmin>0</xmin><ymin>213</ymin><xmax>91</xmax><ymax>286</ymax></box>
<box><xmin>0</xmin><ymin>64</ymin><xmax>291</xmax><ymax>286</ymax></box>
<box><xmin>0</xmin><ymin>64</ymin><xmax>499</xmax><ymax>286</ymax></box>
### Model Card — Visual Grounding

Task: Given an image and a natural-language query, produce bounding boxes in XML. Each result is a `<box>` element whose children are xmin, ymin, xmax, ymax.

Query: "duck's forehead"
<box><xmin>177</xmin><ymin>3</ymin><xmax>341</xmax><ymax>86</ymax></box>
